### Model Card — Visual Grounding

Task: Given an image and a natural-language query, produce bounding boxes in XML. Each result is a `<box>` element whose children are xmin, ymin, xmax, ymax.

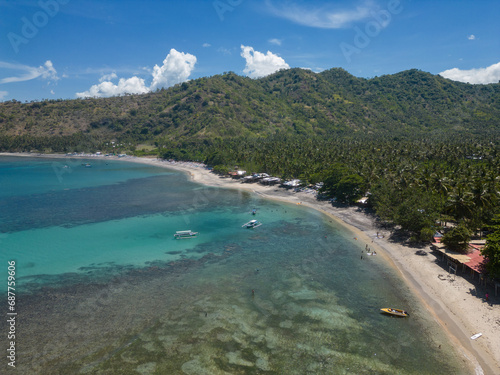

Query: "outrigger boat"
<box><xmin>174</xmin><ymin>230</ymin><xmax>198</xmax><ymax>239</ymax></box>
<box><xmin>380</xmin><ymin>308</ymin><xmax>409</xmax><ymax>317</ymax></box>
<box><xmin>242</xmin><ymin>219</ymin><xmax>262</xmax><ymax>229</ymax></box>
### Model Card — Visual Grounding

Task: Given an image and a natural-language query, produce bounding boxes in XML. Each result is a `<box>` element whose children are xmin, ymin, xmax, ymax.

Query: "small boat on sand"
<box><xmin>242</xmin><ymin>219</ymin><xmax>262</xmax><ymax>229</ymax></box>
<box><xmin>174</xmin><ymin>230</ymin><xmax>198</xmax><ymax>239</ymax></box>
<box><xmin>380</xmin><ymin>308</ymin><xmax>409</xmax><ymax>317</ymax></box>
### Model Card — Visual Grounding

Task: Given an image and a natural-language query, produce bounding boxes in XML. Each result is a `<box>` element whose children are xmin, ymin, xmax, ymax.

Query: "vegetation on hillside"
<box><xmin>1</xmin><ymin>68</ymin><xmax>499</xmax><ymax>143</ymax></box>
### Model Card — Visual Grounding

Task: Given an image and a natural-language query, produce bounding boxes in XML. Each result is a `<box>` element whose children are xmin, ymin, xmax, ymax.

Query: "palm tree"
<box><xmin>430</xmin><ymin>173</ymin><xmax>451</xmax><ymax>198</ymax></box>
<box><xmin>445</xmin><ymin>184</ymin><xmax>474</xmax><ymax>221</ymax></box>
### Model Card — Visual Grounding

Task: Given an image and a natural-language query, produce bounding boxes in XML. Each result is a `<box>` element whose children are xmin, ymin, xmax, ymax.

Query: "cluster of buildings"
<box><xmin>224</xmin><ymin>169</ymin><xmax>323</xmax><ymax>192</ymax></box>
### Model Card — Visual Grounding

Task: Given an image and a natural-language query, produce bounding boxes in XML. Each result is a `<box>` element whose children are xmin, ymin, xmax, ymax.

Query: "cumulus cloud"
<box><xmin>0</xmin><ymin>60</ymin><xmax>58</xmax><ymax>84</ymax></box>
<box><xmin>266</xmin><ymin>0</ymin><xmax>375</xmax><ymax>29</ymax></box>
<box><xmin>468</xmin><ymin>34</ymin><xmax>476</xmax><ymax>40</ymax></box>
<box><xmin>76</xmin><ymin>49</ymin><xmax>197</xmax><ymax>98</ymax></box>
<box><xmin>99</xmin><ymin>72</ymin><xmax>118</xmax><ymax>82</ymax></box>
<box><xmin>240</xmin><ymin>45</ymin><xmax>290</xmax><ymax>78</ymax></box>
<box><xmin>76</xmin><ymin>77</ymin><xmax>149</xmax><ymax>98</ymax></box>
<box><xmin>269</xmin><ymin>38</ymin><xmax>282</xmax><ymax>46</ymax></box>
<box><xmin>150</xmin><ymin>49</ymin><xmax>197</xmax><ymax>90</ymax></box>
<box><xmin>439</xmin><ymin>62</ymin><xmax>500</xmax><ymax>84</ymax></box>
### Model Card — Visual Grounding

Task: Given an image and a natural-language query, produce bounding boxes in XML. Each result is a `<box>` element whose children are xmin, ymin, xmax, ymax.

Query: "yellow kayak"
<box><xmin>380</xmin><ymin>308</ymin><xmax>409</xmax><ymax>317</ymax></box>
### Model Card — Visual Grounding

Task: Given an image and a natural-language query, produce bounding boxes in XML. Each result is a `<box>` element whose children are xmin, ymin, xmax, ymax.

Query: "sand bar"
<box><xmin>3</xmin><ymin>153</ymin><xmax>499</xmax><ymax>374</ymax></box>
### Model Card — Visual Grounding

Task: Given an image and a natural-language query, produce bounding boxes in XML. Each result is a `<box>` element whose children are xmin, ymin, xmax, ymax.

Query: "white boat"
<box><xmin>174</xmin><ymin>230</ymin><xmax>198</xmax><ymax>239</ymax></box>
<box><xmin>242</xmin><ymin>219</ymin><xmax>262</xmax><ymax>229</ymax></box>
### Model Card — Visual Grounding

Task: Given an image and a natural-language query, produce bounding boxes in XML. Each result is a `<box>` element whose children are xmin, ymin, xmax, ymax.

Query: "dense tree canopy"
<box><xmin>482</xmin><ymin>215</ymin><xmax>500</xmax><ymax>278</ymax></box>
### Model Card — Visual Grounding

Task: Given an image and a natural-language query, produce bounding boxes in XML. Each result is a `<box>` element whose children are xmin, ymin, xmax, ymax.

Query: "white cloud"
<box><xmin>99</xmin><ymin>72</ymin><xmax>118</xmax><ymax>82</ymax></box>
<box><xmin>439</xmin><ymin>62</ymin><xmax>500</xmax><ymax>84</ymax></box>
<box><xmin>76</xmin><ymin>49</ymin><xmax>197</xmax><ymax>98</ymax></box>
<box><xmin>266</xmin><ymin>0</ymin><xmax>376</xmax><ymax>29</ymax></box>
<box><xmin>0</xmin><ymin>91</ymin><xmax>8</xmax><ymax>100</ymax></box>
<box><xmin>269</xmin><ymin>38</ymin><xmax>282</xmax><ymax>46</ymax></box>
<box><xmin>150</xmin><ymin>49</ymin><xmax>197</xmax><ymax>90</ymax></box>
<box><xmin>468</xmin><ymin>34</ymin><xmax>476</xmax><ymax>40</ymax></box>
<box><xmin>0</xmin><ymin>60</ymin><xmax>58</xmax><ymax>84</ymax></box>
<box><xmin>76</xmin><ymin>76</ymin><xmax>149</xmax><ymax>98</ymax></box>
<box><xmin>203</xmin><ymin>43</ymin><xmax>211</xmax><ymax>48</ymax></box>
<box><xmin>240</xmin><ymin>45</ymin><xmax>290</xmax><ymax>78</ymax></box>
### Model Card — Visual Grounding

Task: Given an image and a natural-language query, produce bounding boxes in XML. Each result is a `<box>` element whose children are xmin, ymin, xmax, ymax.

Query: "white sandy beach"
<box><xmin>3</xmin><ymin>153</ymin><xmax>500</xmax><ymax>374</ymax></box>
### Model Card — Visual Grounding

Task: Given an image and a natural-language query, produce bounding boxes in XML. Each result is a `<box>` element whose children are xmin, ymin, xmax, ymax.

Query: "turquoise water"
<box><xmin>0</xmin><ymin>156</ymin><xmax>470</xmax><ymax>374</ymax></box>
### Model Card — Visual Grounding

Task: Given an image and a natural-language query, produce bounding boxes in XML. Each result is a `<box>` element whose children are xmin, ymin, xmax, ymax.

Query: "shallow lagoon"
<box><xmin>0</xmin><ymin>156</ymin><xmax>470</xmax><ymax>374</ymax></box>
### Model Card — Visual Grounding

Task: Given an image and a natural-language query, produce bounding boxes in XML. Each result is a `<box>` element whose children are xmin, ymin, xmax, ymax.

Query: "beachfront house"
<box><xmin>228</xmin><ymin>170</ymin><xmax>246</xmax><ymax>179</ymax></box>
<box><xmin>431</xmin><ymin>237</ymin><xmax>498</xmax><ymax>295</ymax></box>
<box><xmin>282</xmin><ymin>179</ymin><xmax>301</xmax><ymax>189</ymax></box>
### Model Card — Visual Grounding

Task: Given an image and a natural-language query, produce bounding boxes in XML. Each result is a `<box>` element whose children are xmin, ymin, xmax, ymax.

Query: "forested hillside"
<box><xmin>1</xmin><ymin>68</ymin><xmax>499</xmax><ymax>148</ymax></box>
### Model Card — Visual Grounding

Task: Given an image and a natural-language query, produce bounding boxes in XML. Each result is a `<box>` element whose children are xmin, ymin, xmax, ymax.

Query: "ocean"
<box><xmin>0</xmin><ymin>156</ymin><xmax>470</xmax><ymax>374</ymax></box>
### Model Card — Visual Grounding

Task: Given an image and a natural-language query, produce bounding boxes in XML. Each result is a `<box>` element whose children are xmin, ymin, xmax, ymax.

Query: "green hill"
<box><xmin>1</xmin><ymin>68</ymin><xmax>499</xmax><ymax>148</ymax></box>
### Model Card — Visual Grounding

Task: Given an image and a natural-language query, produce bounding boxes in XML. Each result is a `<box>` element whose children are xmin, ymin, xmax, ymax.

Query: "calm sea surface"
<box><xmin>0</xmin><ymin>156</ymin><xmax>470</xmax><ymax>374</ymax></box>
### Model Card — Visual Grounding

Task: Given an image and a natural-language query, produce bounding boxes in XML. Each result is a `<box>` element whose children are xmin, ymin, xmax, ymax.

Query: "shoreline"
<box><xmin>3</xmin><ymin>152</ymin><xmax>499</xmax><ymax>374</ymax></box>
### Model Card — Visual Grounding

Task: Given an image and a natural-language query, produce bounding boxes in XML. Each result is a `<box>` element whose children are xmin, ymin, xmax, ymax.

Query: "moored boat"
<box><xmin>174</xmin><ymin>230</ymin><xmax>198</xmax><ymax>239</ymax></box>
<box><xmin>380</xmin><ymin>308</ymin><xmax>409</xmax><ymax>317</ymax></box>
<box><xmin>242</xmin><ymin>219</ymin><xmax>262</xmax><ymax>228</ymax></box>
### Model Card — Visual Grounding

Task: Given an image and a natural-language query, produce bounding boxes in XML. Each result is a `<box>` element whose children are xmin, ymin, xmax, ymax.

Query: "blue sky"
<box><xmin>0</xmin><ymin>0</ymin><xmax>499</xmax><ymax>102</ymax></box>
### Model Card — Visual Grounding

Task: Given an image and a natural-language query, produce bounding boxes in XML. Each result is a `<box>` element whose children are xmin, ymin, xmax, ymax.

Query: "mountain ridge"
<box><xmin>0</xmin><ymin>68</ymin><xmax>498</xmax><ymax>144</ymax></box>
